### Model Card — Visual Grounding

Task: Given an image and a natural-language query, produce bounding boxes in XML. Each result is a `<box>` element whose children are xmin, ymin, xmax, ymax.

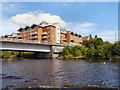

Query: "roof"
<box><xmin>24</xmin><ymin>26</ymin><xmax>30</xmax><ymax>30</ymax></box>
<box><xmin>82</xmin><ymin>36</ymin><xmax>90</xmax><ymax>40</ymax></box>
<box><xmin>31</xmin><ymin>24</ymin><xmax>39</xmax><ymax>29</ymax></box>
<box><xmin>18</xmin><ymin>28</ymin><xmax>24</xmax><ymax>32</ymax></box>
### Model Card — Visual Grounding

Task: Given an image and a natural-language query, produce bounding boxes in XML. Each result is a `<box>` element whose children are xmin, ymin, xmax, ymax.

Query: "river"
<box><xmin>1</xmin><ymin>59</ymin><xmax>120</xmax><ymax>89</ymax></box>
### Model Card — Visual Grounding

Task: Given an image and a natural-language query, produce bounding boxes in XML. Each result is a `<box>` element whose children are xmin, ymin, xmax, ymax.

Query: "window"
<box><xmin>52</xmin><ymin>35</ymin><xmax>54</xmax><ymax>37</ymax></box>
<box><xmin>48</xmin><ymin>39</ymin><xmax>50</xmax><ymax>41</ymax></box>
<box><xmin>28</xmin><ymin>37</ymin><xmax>30</xmax><ymax>39</ymax></box>
<box><xmin>48</xmin><ymin>31</ymin><xmax>50</xmax><ymax>33</ymax></box>
<box><xmin>52</xmin><ymin>31</ymin><xmax>54</xmax><ymax>33</ymax></box>
<box><xmin>47</xmin><ymin>27</ymin><xmax>50</xmax><ymax>29</ymax></box>
<box><xmin>25</xmin><ymin>34</ymin><xmax>26</xmax><ymax>36</ymax></box>
<box><xmin>28</xmin><ymin>33</ymin><xmax>30</xmax><ymax>35</ymax></box>
<box><xmin>53</xmin><ymin>39</ymin><xmax>54</xmax><ymax>41</ymax></box>
<box><xmin>48</xmin><ymin>35</ymin><xmax>50</xmax><ymax>37</ymax></box>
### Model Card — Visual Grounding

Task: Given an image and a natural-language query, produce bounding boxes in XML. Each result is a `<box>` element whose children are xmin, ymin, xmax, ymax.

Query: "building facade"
<box><xmin>2</xmin><ymin>22</ymin><xmax>83</xmax><ymax>46</ymax></box>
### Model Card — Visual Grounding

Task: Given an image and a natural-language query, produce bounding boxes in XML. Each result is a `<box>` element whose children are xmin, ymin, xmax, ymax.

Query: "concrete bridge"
<box><xmin>0</xmin><ymin>40</ymin><xmax>65</xmax><ymax>59</ymax></box>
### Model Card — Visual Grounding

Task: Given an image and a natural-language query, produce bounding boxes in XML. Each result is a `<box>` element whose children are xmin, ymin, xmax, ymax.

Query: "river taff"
<box><xmin>1</xmin><ymin>59</ymin><xmax>120</xmax><ymax>89</ymax></box>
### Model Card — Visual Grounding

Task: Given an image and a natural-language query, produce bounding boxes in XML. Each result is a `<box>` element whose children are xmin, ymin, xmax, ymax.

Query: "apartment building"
<box><xmin>2</xmin><ymin>21</ymin><xmax>83</xmax><ymax>46</ymax></box>
<box><xmin>1</xmin><ymin>33</ymin><xmax>17</xmax><ymax>41</ymax></box>
<box><xmin>17</xmin><ymin>22</ymin><xmax>60</xmax><ymax>44</ymax></box>
<box><xmin>60</xmin><ymin>28</ymin><xmax>82</xmax><ymax>45</ymax></box>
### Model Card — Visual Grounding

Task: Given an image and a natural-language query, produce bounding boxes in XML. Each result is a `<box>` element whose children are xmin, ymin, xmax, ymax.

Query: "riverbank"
<box><xmin>57</xmin><ymin>56</ymin><xmax>120</xmax><ymax>61</ymax></box>
<box><xmin>59</xmin><ymin>39</ymin><xmax>120</xmax><ymax>61</ymax></box>
<box><xmin>0</xmin><ymin>51</ymin><xmax>38</xmax><ymax>60</ymax></box>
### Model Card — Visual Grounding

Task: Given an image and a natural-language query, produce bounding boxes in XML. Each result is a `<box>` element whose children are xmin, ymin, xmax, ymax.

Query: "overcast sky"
<box><xmin>1</xmin><ymin>2</ymin><xmax>118</xmax><ymax>43</ymax></box>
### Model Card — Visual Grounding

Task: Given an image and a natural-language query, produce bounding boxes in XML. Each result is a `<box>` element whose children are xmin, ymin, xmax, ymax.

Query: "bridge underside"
<box><xmin>0</xmin><ymin>41</ymin><xmax>63</xmax><ymax>59</ymax></box>
<box><xmin>0</xmin><ymin>42</ymin><xmax>51</xmax><ymax>52</ymax></box>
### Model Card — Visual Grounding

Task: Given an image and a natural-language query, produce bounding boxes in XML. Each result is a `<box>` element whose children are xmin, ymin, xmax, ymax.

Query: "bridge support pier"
<box><xmin>36</xmin><ymin>46</ymin><xmax>61</xmax><ymax>59</ymax></box>
<box><xmin>37</xmin><ymin>52</ymin><xmax>52</xmax><ymax>59</ymax></box>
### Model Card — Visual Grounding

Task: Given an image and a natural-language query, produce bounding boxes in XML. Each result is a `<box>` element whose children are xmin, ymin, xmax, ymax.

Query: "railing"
<box><xmin>0</xmin><ymin>37</ymin><xmax>81</xmax><ymax>47</ymax></box>
<box><xmin>42</xmin><ymin>36</ymin><xmax>47</xmax><ymax>39</ymax></box>
<box><xmin>42</xmin><ymin>32</ymin><xmax>47</xmax><ymax>35</ymax></box>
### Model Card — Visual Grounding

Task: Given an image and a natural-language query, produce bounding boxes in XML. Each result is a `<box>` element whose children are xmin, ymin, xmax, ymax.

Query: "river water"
<box><xmin>1</xmin><ymin>59</ymin><xmax>120</xmax><ymax>89</ymax></box>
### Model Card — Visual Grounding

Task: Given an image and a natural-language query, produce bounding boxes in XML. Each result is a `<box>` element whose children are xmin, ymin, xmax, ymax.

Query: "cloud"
<box><xmin>96</xmin><ymin>30</ymin><xmax>118</xmax><ymax>43</ymax></box>
<box><xmin>66</xmin><ymin>22</ymin><xmax>97</xmax><ymax>35</ymax></box>
<box><xmin>2</xmin><ymin>18</ymin><xmax>19</xmax><ymax>35</ymax></box>
<box><xmin>10</xmin><ymin>11</ymin><xmax>67</xmax><ymax>28</ymax></box>
<box><xmin>78</xmin><ymin>22</ymin><xmax>96</xmax><ymax>27</ymax></box>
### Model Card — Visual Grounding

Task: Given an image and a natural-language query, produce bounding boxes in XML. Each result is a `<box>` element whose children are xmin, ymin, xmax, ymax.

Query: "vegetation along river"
<box><xmin>1</xmin><ymin>59</ymin><xmax>120</xmax><ymax>89</ymax></box>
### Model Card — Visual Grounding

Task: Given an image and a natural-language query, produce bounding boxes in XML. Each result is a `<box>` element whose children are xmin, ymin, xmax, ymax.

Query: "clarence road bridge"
<box><xmin>0</xmin><ymin>39</ymin><xmax>65</xmax><ymax>59</ymax></box>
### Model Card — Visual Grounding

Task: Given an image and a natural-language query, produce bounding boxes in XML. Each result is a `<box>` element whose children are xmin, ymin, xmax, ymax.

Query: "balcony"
<box><xmin>18</xmin><ymin>36</ymin><xmax>22</xmax><ymax>39</ymax></box>
<box><xmin>42</xmin><ymin>32</ymin><xmax>47</xmax><ymax>35</ymax></box>
<box><xmin>42</xmin><ymin>36</ymin><xmax>47</xmax><ymax>39</ymax></box>
<box><xmin>71</xmin><ymin>39</ymin><xmax>74</xmax><ymax>42</ymax></box>
<box><xmin>63</xmin><ymin>38</ymin><xmax>67</xmax><ymax>42</ymax></box>
<box><xmin>31</xmin><ymin>33</ymin><xmax>37</xmax><ymax>36</ymax></box>
<box><xmin>31</xmin><ymin>37</ymin><xmax>37</xmax><ymax>40</ymax></box>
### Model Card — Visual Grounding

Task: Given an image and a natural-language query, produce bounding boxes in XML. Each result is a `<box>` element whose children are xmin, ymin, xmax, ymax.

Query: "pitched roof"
<box><xmin>18</xmin><ymin>28</ymin><xmax>24</xmax><ymax>32</ymax></box>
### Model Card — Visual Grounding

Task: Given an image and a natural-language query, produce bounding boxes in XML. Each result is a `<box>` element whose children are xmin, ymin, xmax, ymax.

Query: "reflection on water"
<box><xmin>1</xmin><ymin>59</ymin><xmax>119</xmax><ymax>88</ymax></box>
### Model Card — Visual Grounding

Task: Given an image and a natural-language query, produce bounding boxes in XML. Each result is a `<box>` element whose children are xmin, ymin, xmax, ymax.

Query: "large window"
<box><xmin>52</xmin><ymin>31</ymin><xmax>54</xmax><ymax>33</ymax></box>
<box><xmin>52</xmin><ymin>35</ymin><xmax>54</xmax><ymax>37</ymax></box>
<box><xmin>53</xmin><ymin>39</ymin><xmax>54</xmax><ymax>41</ymax></box>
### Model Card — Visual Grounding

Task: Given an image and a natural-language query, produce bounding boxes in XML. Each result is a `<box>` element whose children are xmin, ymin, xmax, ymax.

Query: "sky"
<box><xmin>1</xmin><ymin>2</ymin><xmax>118</xmax><ymax>43</ymax></box>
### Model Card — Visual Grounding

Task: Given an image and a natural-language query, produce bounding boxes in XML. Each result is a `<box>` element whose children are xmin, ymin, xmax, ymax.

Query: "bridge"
<box><xmin>0</xmin><ymin>39</ymin><xmax>65</xmax><ymax>59</ymax></box>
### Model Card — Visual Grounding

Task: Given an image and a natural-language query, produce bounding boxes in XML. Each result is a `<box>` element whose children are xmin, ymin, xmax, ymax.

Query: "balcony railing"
<box><xmin>70</xmin><ymin>39</ymin><xmax>74</xmax><ymax>42</ymax></box>
<box><xmin>31</xmin><ymin>33</ymin><xmax>37</xmax><ymax>36</ymax></box>
<box><xmin>18</xmin><ymin>36</ymin><xmax>22</xmax><ymax>39</ymax></box>
<box><xmin>42</xmin><ymin>32</ymin><xmax>47</xmax><ymax>35</ymax></box>
<box><xmin>63</xmin><ymin>38</ymin><xmax>67</xmax><ymax>42</ymax></box>
<box><xmin>31</xmin><ymin>37</ymin><xmax>37</xmax><ymax>40</ymax></box>
<box><xmin>42</xmin><ymin>36</ymin><xmax>47</xmax><ymax>39</ymax></box>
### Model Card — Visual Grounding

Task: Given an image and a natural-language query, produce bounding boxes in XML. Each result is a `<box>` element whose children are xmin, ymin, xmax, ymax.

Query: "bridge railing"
<box><xmin>0</xmin><ymin>38</ymin><xmax>82</xmax><ymax>47</ymax></box>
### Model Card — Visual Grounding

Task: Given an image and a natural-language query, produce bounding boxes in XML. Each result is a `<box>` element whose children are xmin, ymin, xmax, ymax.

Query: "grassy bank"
<box><xmin>0</xmin><ymin>51</ymin><xmax>38</xmax><ymax>60</ymax></box>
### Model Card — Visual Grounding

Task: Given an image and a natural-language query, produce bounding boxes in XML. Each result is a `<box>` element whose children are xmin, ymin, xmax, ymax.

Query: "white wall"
<box><xmin>55</xmin><ymin>25</ymin><xmax>60</xmax><ymax>44</ymax></box>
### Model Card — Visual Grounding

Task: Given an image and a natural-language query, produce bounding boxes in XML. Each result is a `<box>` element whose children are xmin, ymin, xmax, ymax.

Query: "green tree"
<box><xmin>94</xmin><ymin>46</ymin><xmax>104</xmax><ymax>59</ymax></box>
<box><xmin>89</xmin><ymin>34</ymin><xmax>93</xmax><ymax>40</ymax></box>
<box><xmin>102</xmin><ymin>43</ymin><xmax>114</xmax><ymax>59</ymax></box>
<box><xmin>83</xmin><ymin>40</ymin><xmax>89</xmax><ymax>47</ymax></box>
<box><xmin>60</xmin><ymin>48</ymin><xmax>69</xmax><ymax>58</ymax></box>
<box><xmin>86</xmin><ymin>47</ymin><xmax>96</xmax><ymax>59</ymax></box>
<box><xmin>113</xmin><ymin>41</ymin><xmax>120</xmax><ymax>56</ymax></box>
<box><xmin>71</xmin><ymin>46</ymin><xmax>82</xmax><ymax>57</ymax></box>
<box><xmin>94</xmin><ymin>34</ymin><xmax>98</xmax><ymax>39</ymax></box>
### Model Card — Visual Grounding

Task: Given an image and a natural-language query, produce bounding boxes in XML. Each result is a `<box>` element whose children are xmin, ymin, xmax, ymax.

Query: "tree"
<box><xmin>83</xmin><ymin>40</ymin><xmax>89</xmax><ymax>47</ymax></box>
<box><xmin>71</xmin><ymin>46</ymin><xmax>82</xmax><ymax>57</ymax></box>
<box><xmin>94</xmin><ymin>46</ymin><xmax>104</xmax><ymax>59</ymax></box>
<box><xmin>86</xmin><ymin>47</ymin><xmax>96</xmax><ymax>59</ymax></box>
<box><xmin>89</xmin><ymin>34</ymin><xmax>93</xmax><ymax>40</ymax></box>
<box><xmin>102</xmin><ymin>43</ymin><xmax>114</xmax><ymax>59</ymax></box>
<box><xmin>94</xmin><ymin>38</ymin><xmax>104</xmax><ymax>48</ymax></box>
<box><xmin>60</xmin><ymin>48</ymin><xmax>69</xmax><ymax>58</ymax></box>
<box><xmin>94</xmin><ymin>34</ymin><xmax>98</xmax><ymax>39</ymax></box>
<box><xmin>113</xmin><ymin>41</ymin><xmax>120</xmax><ymax>56</ymax></box>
